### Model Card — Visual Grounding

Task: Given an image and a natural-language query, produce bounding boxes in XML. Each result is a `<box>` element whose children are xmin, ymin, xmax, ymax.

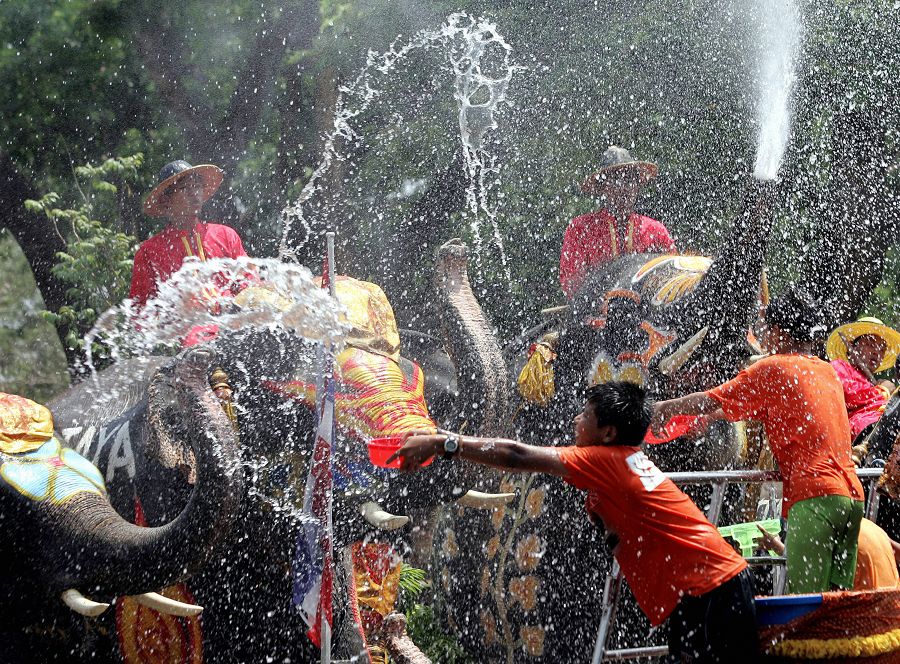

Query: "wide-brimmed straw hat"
<box><xmin>143</xmin><ymin>160</ymin><xmax>224</xmax><ymax>217</ymax></box>
<box><xmin>580</xmin><ymin>145</ymin><xmax>658</xmax><ymax>195</ymax></box>
<box><xmin>826</xmin><ymin>316</ymin><xmax>900</xmax><ymax>373</ymax></box>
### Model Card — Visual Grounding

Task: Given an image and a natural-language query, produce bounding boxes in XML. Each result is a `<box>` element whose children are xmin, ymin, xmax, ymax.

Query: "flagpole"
<box><xmin>321</xmin><ymin>231</ymin><xmax>336</xmax><ymax>664</ymax></box>
<box><xmin>326</xmin><ymin>232</ymin><xmax>336</xmax><ymax>298</ymax></box>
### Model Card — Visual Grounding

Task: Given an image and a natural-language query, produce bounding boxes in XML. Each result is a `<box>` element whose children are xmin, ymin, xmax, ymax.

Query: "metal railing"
<box><xmin>591</xmin><ymin>467</ymin><xmax>885</xmax><ymax>663</ymax></box>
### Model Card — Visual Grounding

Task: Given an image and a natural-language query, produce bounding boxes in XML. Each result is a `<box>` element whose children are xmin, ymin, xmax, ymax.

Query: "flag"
<box><xmin>292</xmin><ymin>250</ymin><xmax>336</xmax><ymax>648</ymax></box>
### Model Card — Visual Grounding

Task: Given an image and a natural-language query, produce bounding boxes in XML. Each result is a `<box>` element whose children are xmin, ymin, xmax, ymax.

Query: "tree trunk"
<box><xmin>0</xmin><ymin>151</ymin><xmax>68</xmax><ymax>316</ymax></box>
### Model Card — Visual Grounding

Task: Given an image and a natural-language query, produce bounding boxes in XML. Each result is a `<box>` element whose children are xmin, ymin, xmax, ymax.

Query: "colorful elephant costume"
<box><xmin>265</xmin><ymin>275</ymin><xmax>435</xmax><ymax>661</ymax></box>
<box><xmin>0</xmin><ymin>392</ymin><xmax>106</xmax><ymax>503</ymax></box>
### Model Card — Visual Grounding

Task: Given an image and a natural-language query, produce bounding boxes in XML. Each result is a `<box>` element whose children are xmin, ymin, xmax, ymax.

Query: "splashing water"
<box><xmin>278</xmin><ymin>13</ymin><xmax>516</xmax><ymax>273</ymax></box>
<box><xmin>83</xmin><ymin>257</ymin><xmax>348</xmax><ymax>375</ymax></box>
<box><xmin>750</xmin><ymin>0</ymin><xmax>801</xmax><ymax>181</ymax></box>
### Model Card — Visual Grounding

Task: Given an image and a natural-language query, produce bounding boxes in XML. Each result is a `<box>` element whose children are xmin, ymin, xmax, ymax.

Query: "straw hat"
<box><xmin>580</xmin><ymin>145</ymin><xmax>659</xmax><ymax>195</ymax></box>
<box><xmin>826</xmin><ymin>316</ymin><xmax>900</xmax><ymax>373</ymax></box>
<box><xmin>143</xmin><ymin>160</ymin><xmax>224</xmax><ymax>217</ymax></box>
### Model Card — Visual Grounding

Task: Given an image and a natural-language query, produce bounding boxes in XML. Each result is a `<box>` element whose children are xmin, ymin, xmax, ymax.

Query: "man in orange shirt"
<box><xmin>653</xmin><ymin>287</ymin><xmax>865</xmax><ymax>593</ymax></box>
<box><xmin>390</xmin><ymin>381</ymin><xmax>757</xmax><ymax>662</ymax></box>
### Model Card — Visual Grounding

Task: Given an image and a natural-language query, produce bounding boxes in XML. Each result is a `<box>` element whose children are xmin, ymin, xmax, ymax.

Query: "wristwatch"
<box><xmin>442</xmin><ymin>434</ymin><xmax>460</xmax><ymax>460</ymax></box>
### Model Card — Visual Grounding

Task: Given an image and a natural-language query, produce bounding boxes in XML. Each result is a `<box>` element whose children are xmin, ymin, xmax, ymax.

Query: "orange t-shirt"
<box><xmin>854</xmin><ymin>518</ymin><xmax>900</xmax><ymax>590</ymax></box>
<box><xmin>707</xmin><ymin>354</ymin><xmax>864</xmax><ymax>516</ymax></box>
<box><xmin>557</xmin><ymin>444</ymin><xmax>747</xmax><ymax>625</ymax></box>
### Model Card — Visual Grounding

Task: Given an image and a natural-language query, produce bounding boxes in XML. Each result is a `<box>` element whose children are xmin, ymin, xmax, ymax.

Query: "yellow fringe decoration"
<box><xmin>768</xmin><ymin>626</ymin><xmax>900</xmax><ymax>659</ymax></box>
<box><xmin>517</xmin><ymin>340</ymin><xmax>556</xmax><ymax>406</ymax></box>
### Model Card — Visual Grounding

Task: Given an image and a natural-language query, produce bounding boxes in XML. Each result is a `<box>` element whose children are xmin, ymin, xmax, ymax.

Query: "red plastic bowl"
<box><xmin>367</xmin><ymin>436</ymin><xmax>434</xmax><ymax>469</ymax></box>
<box><xmin>644</xmin><ymin>415</ymin><xmax>700</xmax><ymax>445</ymax></box>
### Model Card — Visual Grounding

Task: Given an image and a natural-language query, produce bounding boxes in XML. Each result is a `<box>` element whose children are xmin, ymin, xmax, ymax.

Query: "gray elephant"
<box><xmin>416</xmin><ymin>181</ymin><xmax>776</xmax><ymax>661</ymax></box>
<box><xmin>44</xmin><ymin>294</ymin><xmax>507</xmax><ymax>663</ymax></box>
<box><xmin>1</xmin><ymin>347</ymin><xmax>243</xmax><ymax>663</ymax></box>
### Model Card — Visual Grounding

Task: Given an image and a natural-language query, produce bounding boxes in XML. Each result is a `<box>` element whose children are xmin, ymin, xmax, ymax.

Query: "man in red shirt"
<box><xmin>390</xmin><ymin>381</ymin><xmax>757</xmax><ymax>662</ymax></box>
<box><xmin>130</xmin><ymin>160</ymin><xmax>249</xmax><ymax>309</ymax></box>
<box><xmin>560</xmin><ymin>146</ymin><xmax>675</xmax><ymax>299</ymax></box>
<box><xmin>653</xmin><ymin>287</ymin><xmax>865</xmax><ymax>593</ymax></box>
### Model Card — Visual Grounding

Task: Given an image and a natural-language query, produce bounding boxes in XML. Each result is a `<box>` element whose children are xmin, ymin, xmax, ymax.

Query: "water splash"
<box><xmin>750</xmin><ymin>0</ymin><xmax>801</xmax><ymax>181</ymax></box>
<box><xmin>83</xmin><ymin>257</ymin><xmax>348</xmax><ymax>375</ymax></box>
<box><xmin>279</xmin><ymin>13</ymin><xmax>516</xmax><ymax>274</ymax></box>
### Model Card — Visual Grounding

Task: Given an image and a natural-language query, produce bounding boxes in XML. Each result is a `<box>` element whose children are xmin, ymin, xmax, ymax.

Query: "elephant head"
<box><xmin>0</xmin><ymin>347</ymin><xmax>242</xmax><ymax>620</ymax></box>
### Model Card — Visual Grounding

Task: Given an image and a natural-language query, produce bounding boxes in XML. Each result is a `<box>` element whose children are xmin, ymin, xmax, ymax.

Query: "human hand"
<box><xmin>385</xmin><ymin>432</ymin><xmax>445</xmax><ymax>472</ymax></box>
<box><xmin>754</xmin><ymin>524</ymin><xmax>784</xmax><ymax>555</ymax></box>
<box><xmin>851</xmin><ymin>442</ymin><xmax>869</xmax><ymax>467</ymax></box>
<box><xmin>650</xmin><ymin>402</ymin><xmax>673</xmax><ymax>436</ymax></box>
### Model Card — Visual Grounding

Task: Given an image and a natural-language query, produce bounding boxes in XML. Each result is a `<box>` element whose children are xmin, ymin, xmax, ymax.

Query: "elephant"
<box><xmin>416</xmin><ymin>180</ymin><xmax>778</xmax><ymax>661</ymax></box>
<box><xmin>42</xmin><ymin>278</ymin><xmax>510</xmax><ymax>664</ymax></box>
<box><xmin>1</xmin><ymin>347</ymin><xmax>243</xmax><ymax>664</ymax></box>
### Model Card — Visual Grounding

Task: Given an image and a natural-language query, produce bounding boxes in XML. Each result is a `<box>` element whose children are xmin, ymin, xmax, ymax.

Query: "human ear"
<box><xmin>598</xmin><ymin>424</ymin><xmax>617</xmax><ymax>444</ymax></box>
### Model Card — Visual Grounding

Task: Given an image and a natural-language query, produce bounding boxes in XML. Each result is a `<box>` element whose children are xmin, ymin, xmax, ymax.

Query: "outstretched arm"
<box><xmin>388</xmin><ymin>433</ymin><xmax>569</xmax><ymax>477</ymax></box>
<box><xmin>651</xmin><ymin>392</ymin><xmax>721</xmax><ymax>435</ymax></box>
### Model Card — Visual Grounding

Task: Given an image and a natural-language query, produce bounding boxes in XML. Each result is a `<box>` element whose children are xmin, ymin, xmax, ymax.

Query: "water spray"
<box><xmin>278</xmin><ymin>14</ymin><xmax>516</xmax><ymax>275</ymax></box>
<box><xmin>82</xmin><ymin>257</ymin><xmax>348</xmax><ymax>377</ymax></box>
<box><xmin>750</xmin><ymin>0</ymin><xmax>801</xmax><ymax>181</ymax></box>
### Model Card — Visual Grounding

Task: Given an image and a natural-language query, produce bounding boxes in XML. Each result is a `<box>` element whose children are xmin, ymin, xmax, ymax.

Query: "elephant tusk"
<box><xmin>657</xmin><ymin>326</ymin><xmax>709</xmax><ymax>377</ymax></box>
<box><xmin>456</xmin><ymin>490</ymin><xmax>516</xmax><ymax>509</ymax></box>
<box><xmin>132</xmin><ymin>592</ymin><xmax>203</xmax><ymax>616</ymax></box>
<box><xmin>61</xmin><ymin>589</ymin><xmax>110</xmax><ymax>617</ymax></box>
<box><xmin>360</xmin><ymin>501</ymin><xmax>410</xmax><ymax>531</ymax></box>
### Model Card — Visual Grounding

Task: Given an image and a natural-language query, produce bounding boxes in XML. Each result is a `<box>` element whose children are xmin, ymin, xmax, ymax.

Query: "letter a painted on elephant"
<box><xmin>105</xmin><ymin>423</ymin><xmax>135</xmax><ymax>482</ymax></box>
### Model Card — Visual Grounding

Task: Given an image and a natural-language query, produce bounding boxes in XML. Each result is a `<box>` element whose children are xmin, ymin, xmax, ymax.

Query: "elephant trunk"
<box><xmin>664</xmin><ymin>178</ymin><xmax>776</xmax><ymax>384</ymax></box>
<box><xmin>49</xmin><ymin>348</ymin><xmax>242</xmax><ymax>597</ymax></box>
<box><xmin>433</xmin><ymin>238</ymin><xmax>510</xmax><ymax>436</ymax></box>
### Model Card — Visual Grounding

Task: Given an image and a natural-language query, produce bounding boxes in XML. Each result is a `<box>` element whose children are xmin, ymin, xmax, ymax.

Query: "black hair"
<box><xmin>584</xmin><ymin>381</ymin><xmax>652</xmax><ymax>444</ymax></box>
<box><xmin>765</xmin><ymin>285</ymin><xmax>825</xmax><ymax>343</ymax></box>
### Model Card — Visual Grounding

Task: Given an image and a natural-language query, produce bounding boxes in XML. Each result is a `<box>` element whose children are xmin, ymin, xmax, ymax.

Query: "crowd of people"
<box><xmin>390</xmin><ymin>147</ymin><xmax>900</xmax><ymax>661</ymax></box>
<box><xmin>74</xmin><ymin>150</ymin><xmax>900</xmax><ymax>658</ymax></box>
<box><xmin>5</xmin><ymin>148</ymin><xmax>900</xmax><ymax>662</ymax></box>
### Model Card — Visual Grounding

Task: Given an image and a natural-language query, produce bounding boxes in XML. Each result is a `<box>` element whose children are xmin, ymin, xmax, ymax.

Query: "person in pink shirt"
<box><xmin>559</xmin><ymin>146</ymin><xmax>675</xmax><ymax>299</ymax></box>
<box><xmin>825</xmin><ymin>317</ymin><xmax>900</xmax><ymax>447</ymax></box>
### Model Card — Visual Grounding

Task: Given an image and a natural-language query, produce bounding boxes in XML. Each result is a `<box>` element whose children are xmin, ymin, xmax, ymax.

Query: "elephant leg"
<box><xmin>335</xmin><ymin>546</ymin><xmax>369</xmax><ymax>661</ymax></box>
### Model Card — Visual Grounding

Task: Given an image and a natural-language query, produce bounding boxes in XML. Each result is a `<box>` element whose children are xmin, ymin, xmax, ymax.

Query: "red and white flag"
<box><xmin>293</xmin><ymin>250</ymin><xmax>336</xmax><ymax>649</ymax></box>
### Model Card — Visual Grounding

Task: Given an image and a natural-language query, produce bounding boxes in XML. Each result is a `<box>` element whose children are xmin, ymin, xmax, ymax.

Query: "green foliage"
<box><xmin>25</xmin><ymin>154</ymin><xmax>142</xmax><ymax>358</ymax></box>
<box><xmin>398</xmin><ymin>563</ymin><xmax>428</xmax><ymax>598</ymax></box>
<box><xmin>0</xmin><ymin>231</ymin><xmax>69</xmax><ymax>400</ymax></box>
<box><xmin>3</xmin><ymin>0</ymin><xmax>900</xmax><ymax>369</ymax></box>
<box><xmin>395</xmin><ymin>565</ymin><xmax>473</xmax><ymax>663</ymax></box>
<box><xmin>403</xmin><ymin>602</ymin><xmax>475</xmax><ymax>664</ymax></box>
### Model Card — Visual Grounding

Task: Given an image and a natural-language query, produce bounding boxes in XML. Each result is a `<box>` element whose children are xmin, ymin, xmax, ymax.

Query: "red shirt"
<box><xmin>707</xmin><ymin>354</ymin><xmax>865</xmax><ymax>516</ymax></box>
<box><xmin>559</xmin><ymin>210</ymin><xmax>675</xmax><ymax>298</ymax></box>
<box><xmin>129</xmin><ymin>221</ymin><xmax>248</xmax><ymax>308</ymax></box>
<box><xmin>557</xmin><ymin>444</ymin><xmax>747</xmax><ymax>625</ymax></box>
<box><xmin>830</xmin><ymin>359</ymin><xmax>890</xmax><ymax>439</ymax></box>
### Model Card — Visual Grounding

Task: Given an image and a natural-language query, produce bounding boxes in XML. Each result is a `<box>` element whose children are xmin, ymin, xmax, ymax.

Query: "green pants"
<box><xmin>786</xmin><ymin>495</ymin><xmax>864</xmax><ymax>593</ymax></box>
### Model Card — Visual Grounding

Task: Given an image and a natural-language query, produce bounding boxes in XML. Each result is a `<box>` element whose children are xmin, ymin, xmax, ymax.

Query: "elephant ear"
<box><xmin>146</xmin><ymin>362</ymin><xmax>197</xmax><ymax>484</ymax></box>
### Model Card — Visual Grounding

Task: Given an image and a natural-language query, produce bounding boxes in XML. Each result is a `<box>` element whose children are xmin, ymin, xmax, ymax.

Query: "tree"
<box><xmin>25</xmin><ymin>155</ymin><xmax>144</xmax><ymax>373</ymax></box>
